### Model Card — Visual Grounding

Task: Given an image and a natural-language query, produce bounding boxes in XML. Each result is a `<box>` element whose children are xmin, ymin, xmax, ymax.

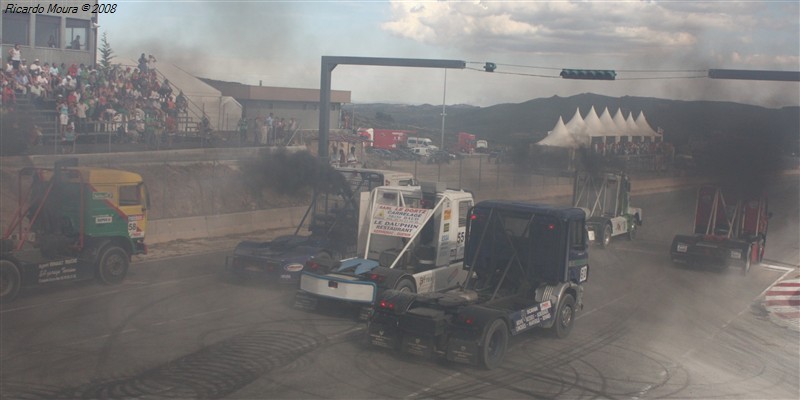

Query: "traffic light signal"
<box><xmin>484</xmin><ymin>62</ymin><xmax>497</xmax><ymax>72</ymax></box>
<box><xmin>560</xmin><ymin>69</ymin><xmax>616</xmax><ymax>80</ymax></box>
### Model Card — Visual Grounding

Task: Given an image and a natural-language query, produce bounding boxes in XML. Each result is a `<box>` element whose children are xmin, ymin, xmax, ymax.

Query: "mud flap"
<box><xmin>401</xmin><ymin>334</ymin><xmax>435</xmax><ymax>358</ymax></box>
<box><xmin>446</xmin><ymin>336</ymin><xmax>479</xmax><ymax>365</ymax></box>
<box><xmin>368</xmin><ymin>321</ymin><xmax>400</xmax><ymax>349</ymax></box>
<box><xmin>293</xmin><ymin>291</ymin><xmax>318</xmax><ymax>310</ymax></box>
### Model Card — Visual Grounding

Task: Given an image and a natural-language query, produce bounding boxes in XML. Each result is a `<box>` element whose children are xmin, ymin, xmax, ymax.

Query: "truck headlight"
<box><xmin>676</xmin><ymin>243</ymin><xmax>688</xmax><ymax>253</ymax></box>
<box><xmin>729</xmin><ymin>250</ymin><xmax>742</xmax><ymax>259</ymax></box>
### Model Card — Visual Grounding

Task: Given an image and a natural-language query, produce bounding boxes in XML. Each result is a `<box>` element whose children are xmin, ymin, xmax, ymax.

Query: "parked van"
<box><xmin>407</xmin><ymin>137</ymin><xmax>435</xmax><ymax>149</ymax></box>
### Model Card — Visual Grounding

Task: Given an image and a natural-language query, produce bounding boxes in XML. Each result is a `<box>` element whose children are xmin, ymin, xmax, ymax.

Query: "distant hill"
<box><xmin>344</xmin><ymin>94</ymin><xmax>799</xmax><ymax>155</ymax></box>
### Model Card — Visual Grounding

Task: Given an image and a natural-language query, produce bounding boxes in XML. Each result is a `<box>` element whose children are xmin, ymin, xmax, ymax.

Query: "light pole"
<box><xmin>440</xmin><ymin>69</ymin><xmax>447</xmax><ymax>150</ymax></box>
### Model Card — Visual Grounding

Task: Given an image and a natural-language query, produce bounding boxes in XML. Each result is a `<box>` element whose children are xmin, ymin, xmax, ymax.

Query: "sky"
<box><xmin>102</xmin><ymin>1</ymin><xmax>800</xmax><ymax>108</ymax></box>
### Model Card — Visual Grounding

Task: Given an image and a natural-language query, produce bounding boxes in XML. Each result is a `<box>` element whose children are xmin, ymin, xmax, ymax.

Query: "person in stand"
<box><xmin>238</xmin><ymin>117</ymin><xmax>248</xmax><ymax>146</ymax></box>
<box><xmin>57</xmin><ymin>98</ymin><xmax>69</xmax><ymax>136</ymax></box>
<box><xmin>200</xmin><ymin>114</ymin><xmax>211</xmax><ymax>145</ymax></box>
<box><xmin>175</xmin><ymin>90</ymin><xmax>187</xmax><ymax>113</ymax></box>
<box><xmin>266</xmin><ymin>113</ymin><xmax>274</xmax><ymax>145</ymax></box>
<box><xmin>347</xmin><ymin>145</ymin><xmax>358</xmax><ymax>165</ymax></box>
<box><xmin>338</xmin><ymin>148</ymin><xmax>346</xmax><ymax>165</ymax></box>
<box><xmin>138</xmin><ymin>53</ymin><xmax>148</xmax><ymax>73</ymax></box>
<box><xmin>147</xmin><ymin>54</ymin><xmax>157</xmax><ymax>72</ymax></box>
<box><xmin>71</xmin><ymin>35</ymin><xmax>81</xmax><ymax>50</ymax></box>
<box><xmin>8</xmin><ymin>44</ymin><xmax>21</xmax><ymax>71</ymax></box>
<box><xmin>63</xmin><ymin>120</ymin><xmax>76</xmax><ymax>153</ymax></box>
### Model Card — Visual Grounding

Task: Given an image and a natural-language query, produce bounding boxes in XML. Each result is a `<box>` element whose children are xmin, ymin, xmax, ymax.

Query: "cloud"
<box><xmin>380</xmin><ymin>0</ymin><xmax>795</xmax><ymax>71</ymax></box>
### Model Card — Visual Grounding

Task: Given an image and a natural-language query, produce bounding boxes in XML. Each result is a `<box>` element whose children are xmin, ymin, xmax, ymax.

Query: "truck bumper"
<box><xmin>298</xmin><ymin>272</ymin><xmax>378</xmax><ymax>304</ymax></box>
<box><xmin>670</xmin><ymin>236</ymin><xmax>750</xmax><ymax>269</ymax></box>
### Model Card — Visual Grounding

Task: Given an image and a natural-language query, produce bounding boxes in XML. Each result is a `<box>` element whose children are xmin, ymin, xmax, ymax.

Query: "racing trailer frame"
<box><xmin>670</xmin><ymin>185</ymin><xmax>769</xmax><ymax>274</ymax></box>
<box><xmin>294</xmin><ymin>182</ymin><xmax>474</xmax><ymax>317</ymax></box>
<box><xmin>573</xmin><ymin>170</ymin><xmax>642</xmax><ymax>248</ymax></box>
<box><xmin>367</xmin><ymin>200</ymin><xmax>589</xmax><ymax>369</ymax></box>
<box><xmin>225</xmin><ymin>167</ymin><xmax>415</xmax><ymax>284</ymax></box>
<box><xmin>1</xmin><ymin>159</ymin><xmax>149</xmax><ymax>302</ymax></box>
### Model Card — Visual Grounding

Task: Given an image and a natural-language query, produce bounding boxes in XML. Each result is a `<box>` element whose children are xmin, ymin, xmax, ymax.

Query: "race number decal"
<box><xmin>128</xmin><ymin>215</ymin><xmax>145</xmax><ymax>238</ymax></box>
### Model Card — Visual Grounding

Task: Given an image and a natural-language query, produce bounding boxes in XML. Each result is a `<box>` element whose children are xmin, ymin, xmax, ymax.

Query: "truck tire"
<box><xmin>600</xmin><ymin>224</ymin><xmax>612</xmax><ymax>248</ymax></box>
<box><xmin>480</xmin><ymin>319</ymin><xmax>508</xmax><ymax>370</ymax></box>
<box><xmin>742</xmin><ymin>248</ymin><xmax>752</xmax><ymax>276</ymax></box>
<box><xmin>394</xmin><ymin>278</ymin><xmax>415</xmax><ymax>293</ymax></box>
<box><xmin>0</xmin><ymin>259</ymin><xmax>21</xmax><ymax>303</ymax></box>
<box><xmin>97</xmin><ymin>246</ymin><xmax>129</xmax><ymax>284</ymax></box>
<box><xmin>627</xmin><ymin>225</ymin><xmax>636</xmax><ymax>241</ymax></box>
<box><xmin>553</xmin><ymin>294</ymin><xmax>576</xmax><ymax>338</ymax></box>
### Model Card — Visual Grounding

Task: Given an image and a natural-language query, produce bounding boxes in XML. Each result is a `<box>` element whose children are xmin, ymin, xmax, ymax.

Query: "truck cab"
<box><xmin>226</xmin><ymin>167</ymin><xmax>415</xmax><ymax>284</ymax></box>
<box><xmin>368</xmin><ymin>201</ymin><xmax>589</xmax><ymax>369</ymax></box>
<box><xmin>295</xmin><ymin>182</ymin><xmax>474</xmax><ymax>314</ymax></box>
<box><xmin>1</xmin><ymin>159</ymin><xmax>149</xmax><ymax>302</ymax></box>
<box><xmin>670</xmin><ymin>185</ymin><xmax>768</xmax><ymax>274</ymax></box>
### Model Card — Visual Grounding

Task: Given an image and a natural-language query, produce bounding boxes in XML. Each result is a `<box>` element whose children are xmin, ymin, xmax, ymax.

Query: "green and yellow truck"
<box><xmin>1</xmin><ymin>159</ymin><xmax>149</xmax><ymax>302</ymax></box>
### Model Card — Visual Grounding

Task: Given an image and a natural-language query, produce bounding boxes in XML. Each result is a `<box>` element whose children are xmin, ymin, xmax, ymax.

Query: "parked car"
<box><xmin>427</xmin><ymin>149</ymin><xmax>455</xmax><ymax>164</ymax></box>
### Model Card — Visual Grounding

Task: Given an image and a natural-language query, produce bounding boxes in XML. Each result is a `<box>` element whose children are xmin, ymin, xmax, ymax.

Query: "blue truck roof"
<box><xmin>474</xmin><ymin>200</ymin><xmax>586</xmax><ymax>220</ymax></box>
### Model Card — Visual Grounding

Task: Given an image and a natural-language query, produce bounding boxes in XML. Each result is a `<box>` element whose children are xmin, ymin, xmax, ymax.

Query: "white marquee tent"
<box><xmin>537</xmin><ymin>106</ymin><xmax>662</xmax><ymax>149</ymax></box>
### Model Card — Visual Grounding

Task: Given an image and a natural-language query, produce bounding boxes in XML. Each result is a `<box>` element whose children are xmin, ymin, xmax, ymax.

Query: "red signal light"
<box><xmin>380</xmin><ymin>300</ymin><xmax>387</xmax><ymax>308</ymax></box>
<box><xmin>548</xmin><ymin>224</ymin><xmax>555</xmax><ymax>230</ymax></box>
<box><xmin>465</xmin><ymin>317</ymin><xmax>474</xmax><ymax>325</ymax></box>
<box><xmin>471</xmin><ymin>214</ymin><xmax>477</xmax><ymax>220</ymax></box>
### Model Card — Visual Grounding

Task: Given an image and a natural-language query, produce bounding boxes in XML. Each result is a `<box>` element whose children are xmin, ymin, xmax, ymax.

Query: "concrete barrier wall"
<box><xmin>147</xmin><ymin>206</ymin><xmax>309</xmax><ymax>244</ymax></box>
<box><xmin>145</xmin><ymin>175</ymin><xmax>714</xmax><ymax>244</ymax></box>
<box><xmin>0</xmin><ymin>146</ymin><xmax>306</xmax><ymax>168</ymax></box>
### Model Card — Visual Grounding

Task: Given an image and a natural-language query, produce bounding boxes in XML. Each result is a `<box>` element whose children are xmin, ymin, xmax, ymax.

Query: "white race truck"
<box><xmin>573</xmin><ymin>171</ymin><xmax>643</xmax><ymax>248</ymax></box>
<box><xmin>294</xmin><ymin>182</ymin><xmax>474</xmax><ymax>318</ymax></box>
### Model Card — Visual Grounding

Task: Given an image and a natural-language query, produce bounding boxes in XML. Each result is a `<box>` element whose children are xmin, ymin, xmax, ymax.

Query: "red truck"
<box><xmin>360</xmin><ymin>129</ymin><xmax>416</xmax><ymax>150</ymax></box>
<box><xmin>670</xmin><ymin>185</ymin><xmax>769</xmax><ymax>275</ymax></box>
<box><xmin>455</xmin><ymin>132</ymin><xmax>477</xmax><ymax>154</ymax></box>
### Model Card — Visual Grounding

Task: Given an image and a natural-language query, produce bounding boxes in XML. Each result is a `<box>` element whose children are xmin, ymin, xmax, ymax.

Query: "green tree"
<box><xmin>99</xmin><ymin>31</ymin><xmax>114</xmax><ymax>70</ymax></box>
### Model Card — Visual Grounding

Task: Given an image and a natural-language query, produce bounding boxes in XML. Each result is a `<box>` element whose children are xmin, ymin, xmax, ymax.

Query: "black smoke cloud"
<box><xmin>242</xmin><ymin>150</ymin><xmax>348</xmax><ymax>198</ymax></box>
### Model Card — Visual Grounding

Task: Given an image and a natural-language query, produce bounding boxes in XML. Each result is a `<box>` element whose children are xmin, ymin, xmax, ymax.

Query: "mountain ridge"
<box><xmin>344</xmin><ymin>93</ymin><xmax>799</xmax><ymax>154</ymax></box>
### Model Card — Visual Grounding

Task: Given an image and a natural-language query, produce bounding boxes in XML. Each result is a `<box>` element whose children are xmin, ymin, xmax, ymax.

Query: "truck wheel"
<box><xmin>480</xmin><ymin>319</ymin><xmax>508</xmax><ymax>370</ymax></box>
<box><xmin>394</xmin><ymin>278</ymin><xmax>415</xmax><ymax>293</ymax></box>
<box><xmin>600</xmin><ymin>224</ymin><xmax>612</xmax><ymax>248</ymax></box>
<box><xmin>97</xmin><ymin>246</ymin><xmax>129</xmax><ymax>284</ymax></box>
<box><xmin>0</xmin><ymin>260</ymin><xmax>21</xmax><ymax>303</ymax></box>
<box><xmin>742</xmin><ymin>248</ymin><xmax>752</xmax><ymax>276</ymax></box>
<box><xmin>627</xmin><ymin>225</ymin><xmax>636</xmax><ymax>241</ymax></box>
<box><xmin>553</xmin><ymin>294</ymin><xmax>576</xmax><ymax>338</ymax></box>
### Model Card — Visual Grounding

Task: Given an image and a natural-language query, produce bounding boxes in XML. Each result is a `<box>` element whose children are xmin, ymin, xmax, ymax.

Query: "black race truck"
<box><xmin>368</xmin><ymin>200</ymin><xmax>589</xmax><ymax>369</ymax></box>
<box><xmin>225</xmin><ymin>168</ymin><xmax>414</xmax><ymax>284</ymax></box>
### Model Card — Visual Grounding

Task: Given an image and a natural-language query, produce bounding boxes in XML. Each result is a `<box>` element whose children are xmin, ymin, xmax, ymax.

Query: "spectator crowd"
<box><xmin>2</xmin><ymin>47</ymin><xmax>195</xmax><ymax>149</ymax></box>
<box><xmin>2</xmin><ymin>47</ymin><xmax>302</xmax><ymax>151</ymax></box>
